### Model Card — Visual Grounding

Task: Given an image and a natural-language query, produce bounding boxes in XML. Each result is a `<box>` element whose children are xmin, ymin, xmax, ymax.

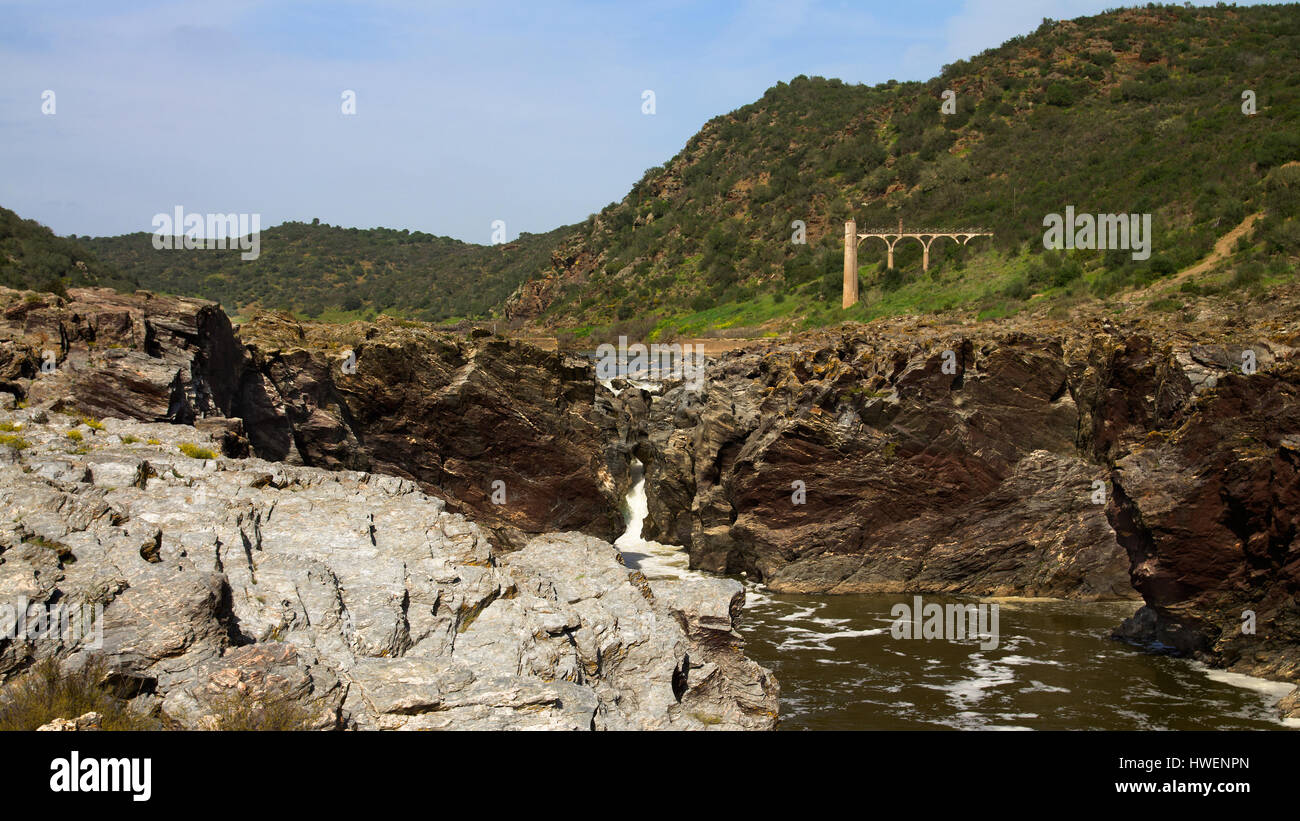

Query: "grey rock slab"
<box><xmin>0</xmin><ymin>408</ymin><xmax>777</xmax><ymax>730</ymax></box>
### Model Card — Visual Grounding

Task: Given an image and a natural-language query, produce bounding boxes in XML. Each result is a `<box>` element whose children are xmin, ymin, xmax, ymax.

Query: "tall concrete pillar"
<box><xmin>843</xmin><ymin>220</ymin><xmax>858</xmax><ymax>309</ymax></box>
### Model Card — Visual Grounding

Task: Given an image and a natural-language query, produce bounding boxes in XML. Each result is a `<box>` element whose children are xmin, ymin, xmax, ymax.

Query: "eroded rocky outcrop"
<box><xmin>1</xmin><ymin>288</ymin><xmax>243</xmax><ymax>425</ymax></box>
<box><xmin>1069</xmin><ymin>304</ymin><xmax>1300</xmax><ymax>705</ymax></box>
<box><xmin>233</xmin><ymin>312</ymin><xmax>636</xmax><ymax>547</ymax></box>
<box><xmin>630</xmin><ymin>288</ymin><xmax>1300</xmax><ymax>715</ymax></box>
<box><xmin>634</xmin><ymin>329</ymin><xmax>1132</xmax><ymax>599</ymax></box>
<box><xmin>1104</xmin><ymin>358</ymin><xmax>1300</xmax><ymax>687</ymax></box>
<box><xmin>0</xmin><ymin>409</ymin><xmax>777</xmax><ymax>730</ymax></box>
<box><xmin>0</xmin><ymin>288</ymin><xmax>634</xmax><ymax>548</ymax></box>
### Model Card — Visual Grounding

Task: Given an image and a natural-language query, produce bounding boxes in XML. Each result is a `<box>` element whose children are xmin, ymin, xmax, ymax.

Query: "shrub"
<box><xmin>1232</xmin><ymin>262</ymin><xmax>1265</xmax><ymax>289</ymax></box>
<box><xmin>202</xmin><ymin>691</ymin><xmax>316</xmax><ymax>731</ymax></box>
<box><xmin>1045</xmin><ymin>83</ymin><xmax>1075</xmax><ymax>107</ymax></box>
<box><xmin>880</xmin><ymin>267</ymin><xmax>907</xmax><ymax>292</ymax></box>
<box><xmin>0</xmin><ymin>658</ymin><xmax>160</xmax><ymax>731</ymax></box>
<box><xmin>1149</xmin><ymin>255</ymin><xmax>1178</xmax><ymax>276</ymax></box>
<box><xmin>178</xmin><ymin>443</ymin><xmax>217</xmax><ymax>460</ymax></box>
<box><xmin>1002</xmin><ymin>275</ymin><xmax>1030</xmax><ymax>300</ymax></box>
<box><xmin>1255</xmin><ymin>132</ymin><xmax>1300</xmax><ymax>168</ymax></box>
<box><xmin>0</xmin><ymin>433</ymin><xmax>30</xmax><ymax>450</ymax></box>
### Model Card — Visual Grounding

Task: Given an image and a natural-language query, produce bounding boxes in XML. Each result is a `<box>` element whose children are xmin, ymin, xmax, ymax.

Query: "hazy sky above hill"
<box><xmin>0</xmin><ymin>0</ymin><xmax>1277</xmax><ymax>242</ymax></box>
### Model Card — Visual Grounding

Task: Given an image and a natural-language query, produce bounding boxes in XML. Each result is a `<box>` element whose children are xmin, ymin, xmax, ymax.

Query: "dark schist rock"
<box><xmin>0</xmin><ymin>288</ymin><xmax>244</xmax><ymax>426</ymax></box>
<box><xmin>233</xmin><ymin>313</ymin><xmax>633</xmax><ymax>548</ymax></box>
<box><xmin>1066</xmin><ymin>314</ymin><xmax>1300</xmax><ymax>693</ymax></box>
<box><xmin>636</xmin><ymin>293</ymin><xmax>1300</xmax><ymax>713</ymax></box>
<box><xmin>1107</xmin><ymin>365</ymin><xmax>1300</xmax><ymax>683</ymax></box>
<box><xmin>0</xmin><ymin>288</ymin><xmax>633</xmax><ymax>548</ymax></box>
<box><xmin>640</xmin><ymin>329</ymin><xmax>1133</xmax><ymax>600</ymax></box>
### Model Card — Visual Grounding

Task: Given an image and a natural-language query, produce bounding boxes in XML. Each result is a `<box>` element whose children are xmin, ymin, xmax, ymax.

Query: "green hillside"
<box><xmin>0</xmin><ymin>206</ymin><xmax>135</xmax><ymax>295</ymax></box>
<box><xmin>83</xmin><ymin>220</ymin><xmax>572</xmax><ymax>323</ymax></box>
<box><xmin>17</xmin><ymin>4</ymin><xmax>1300</xmax><ymax>334</ymax></box>
<box><xmin>502</xmin><ymin>3</ymin><xmax>1300</xmax><ymax>340</ymax></box>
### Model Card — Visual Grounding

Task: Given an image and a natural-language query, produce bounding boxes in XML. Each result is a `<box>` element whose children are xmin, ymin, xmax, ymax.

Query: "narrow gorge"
<box><xmin>2</xmin><ymin>284</ymin><xmax>1296</xmax><ymax>728</ymax></box>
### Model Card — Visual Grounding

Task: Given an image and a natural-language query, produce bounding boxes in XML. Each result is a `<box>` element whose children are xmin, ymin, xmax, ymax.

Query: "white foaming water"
<box><xmin>1190</xmin><ymin>662</ymin><xmax>1300</xmax><ymax>727</ymax></box>
<box><xmin>1192</xmin><ymin>662</ymin><xmax>1296</xmax><ymax>699</ymax></box>
<box><xmin>615</xmin><ymin>460</ymin><xmax>692</xmax><ymax>580</ymax></box>
<box><xmin>600</xmin><ymin>379</ymin><xmax>661</xmax><ymax>396</ymax></box>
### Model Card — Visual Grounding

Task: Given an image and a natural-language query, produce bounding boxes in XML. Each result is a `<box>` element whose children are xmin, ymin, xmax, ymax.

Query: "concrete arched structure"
<box><xmin>843</xmin><ymin>219</ymin><xmax>992</xmax><ymax>308</ymax></box>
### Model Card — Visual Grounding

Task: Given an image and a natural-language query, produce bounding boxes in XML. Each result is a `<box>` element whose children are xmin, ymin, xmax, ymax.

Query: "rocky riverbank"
<box><xmin>3</xmin><ymin>282</ymin><xmax>1298</xmax><ymax>724</ymax></box>
<box><xmin>0</xmin><ymin>286</ymin><xmax>774</xmax><ymax>729</ymax></box>
<box><xmin>622</xmin><ymin>287</ymin><xmax>1300</xmax><ymax>716</ymax></box>
<box><xmin>0</xmin><ymin>405</ymin><xmax>777</xmax><ymax>729</ymax></box>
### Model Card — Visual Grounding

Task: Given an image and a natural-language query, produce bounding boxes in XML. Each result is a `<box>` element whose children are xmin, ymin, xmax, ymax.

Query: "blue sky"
<box><xmin>0</xmin><ymin>0</ymin><xmax>1274</xmax><ymax>243</ymax></box>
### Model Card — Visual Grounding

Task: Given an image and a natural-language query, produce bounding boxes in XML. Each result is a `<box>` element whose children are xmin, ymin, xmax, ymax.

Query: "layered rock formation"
<box><xmin>234</xmin><ymin>312</ymin><xmax>633</xmax><ymax>547</ymax></box>
<box><xmin>628</xmin><ymin>287</ymin><xmax>1300</xmax><ymax>715</ymax></box>
<box><xmin>6</xmin><ymin>281</ymin><xmax>1299</xmax><ymax>722</ymax></box>
<box><xmin>0</xmin><ymin>408</ymin><xmax>777</xmax><ymax>730</ymax></box>
<box><xmin>1103</xmin><ymin>350</ymin><xmax>1300</xmax><ymax>686</ymax></box>
<box><xmin>633</xmin><ymin>329</ymin><xmax>1133</xmax><ymax>599</ymax></box>
<box><xmin>0</xmin><ymin>287</ymin><xmax>633</xmax><ymax>548</ymax></box>
<box><xmin>1</xmin><ymin>287</ymin><xmax>243</xmax><ymax>426</ymax></box>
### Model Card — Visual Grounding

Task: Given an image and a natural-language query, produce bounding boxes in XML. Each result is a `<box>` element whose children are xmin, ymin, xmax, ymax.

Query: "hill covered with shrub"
<box><xmin>83</xmin><ymin>220</ymin><xmax>570</xmax><ymax>323</ymax></box>
<box><xmin>21</xmin><ymin>4</ymin><xmax>1300</xmax><ymax>335</ymax></box>
<box><xmin>0</xmin><ymin>206</ymin><xmax>135</xmax><ymax>295</ymax></box>
<box><xmin>502</xmin><ymin>3</ymin><xmax>1300</xmax><ymax>340</ymax></box>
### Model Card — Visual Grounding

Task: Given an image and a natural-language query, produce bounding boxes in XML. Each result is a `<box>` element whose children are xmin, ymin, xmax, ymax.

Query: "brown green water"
<box><xmin>615</xmin><ymin>461</ymin><xmax>1296</xmax><ymax>731</ymax></box>
<box><xmin>739</xmin><ymin>589</ymin><xmax>1297</xmax><ymax>730</ymax></box>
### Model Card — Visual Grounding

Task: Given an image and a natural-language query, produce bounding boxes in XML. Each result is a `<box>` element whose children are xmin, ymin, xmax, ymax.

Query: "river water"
<box><xmin>615</xmin><ymin>461</ymin><xmax>1298</xmax><ymax>731</ymax></box>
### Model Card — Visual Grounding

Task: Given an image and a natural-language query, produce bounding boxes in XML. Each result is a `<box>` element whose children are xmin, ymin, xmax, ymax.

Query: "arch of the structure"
<box><xmin>898</xmin><ymin>234</ymin><xmax>930</xmax><ymax>269</ymax></box>
<box><xmin>920</xmin><ymin>234</ymin><xmax>955</xmax><ymax>271</ymax></box>
<box><xmin>857</xmin><ymin>234</ymin><xmax>898</xmax><ymax>270</ymax></box>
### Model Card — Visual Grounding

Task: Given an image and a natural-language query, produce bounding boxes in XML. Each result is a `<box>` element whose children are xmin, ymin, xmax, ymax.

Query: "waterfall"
<box><xmin>614</xmin><ymin>459</ymin><xmax>692</xmax><ymax>580</ymax></box>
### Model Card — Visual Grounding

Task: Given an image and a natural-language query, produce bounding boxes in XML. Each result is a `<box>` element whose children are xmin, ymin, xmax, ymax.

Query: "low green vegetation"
<box><xmin>83</xmin><ymin>220</ymin><xmax>572</xmax><ymax>324</ymax></box>
<box><xmin>0</xmin><ymin>658</ymin><xmax>160</xmax><ymax>731</ymax></box>
<box><xmin>0</xmin><ymin>657</ymin><xmax>315</xmax><ymax>731</ymax></box>
<box><xmin>201</xmin><ymin>691</ymin><xmax>316</xmax><ymax>731</ymax></box>
<box><xmin>0</xmin><ymin>206</ymin><xmax>133</xmax><ymax>296</ymax></box>
<box><xmin>178</xmin><ymin>443</ymin><xmax>217</xmax><ymax>460</ymax></box>
<box><xmin>0</xmin><ymin>433</ymin><xmax>30</xmax><ymax>450</ymax></box>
